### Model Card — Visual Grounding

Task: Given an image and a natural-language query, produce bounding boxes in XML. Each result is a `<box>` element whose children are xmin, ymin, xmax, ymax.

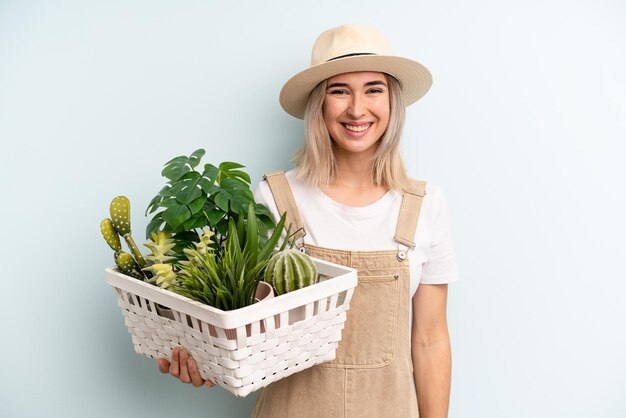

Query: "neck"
<box><xmin>331</xmin><ymin>147</ymin><xmax>377</xmax><ymax>189</ymax></box>
<box><xmin>322</xmin><ymin>150</ymin><xmax>388</xmax><ymax>207</ymax></box>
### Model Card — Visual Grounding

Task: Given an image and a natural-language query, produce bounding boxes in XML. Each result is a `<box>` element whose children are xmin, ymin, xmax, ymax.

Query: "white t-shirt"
<box><xmin>254</xmin><ymin>170</ymin><xmax>460</xmax><ymax>298</ymax></box>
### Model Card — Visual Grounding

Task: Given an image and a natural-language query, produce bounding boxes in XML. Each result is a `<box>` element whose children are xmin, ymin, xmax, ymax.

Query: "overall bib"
<box><xmin>253</xmin><ymin>172</ymin><xmax>426</xmax><ymax>418</ymax></box>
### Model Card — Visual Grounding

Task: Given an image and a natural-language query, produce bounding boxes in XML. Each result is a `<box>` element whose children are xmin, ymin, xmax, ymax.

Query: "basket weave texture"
<box><xmin>105</xmin><ymin>257</ymin><xmax>357</xmax><ymax>397</ymax></box>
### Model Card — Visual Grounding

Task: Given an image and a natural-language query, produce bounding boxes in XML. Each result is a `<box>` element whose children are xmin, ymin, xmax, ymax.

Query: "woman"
<box><xmin>159</xmin><ymin>24</ymin><xmax>459</xmax><ymax>418</ymax></box>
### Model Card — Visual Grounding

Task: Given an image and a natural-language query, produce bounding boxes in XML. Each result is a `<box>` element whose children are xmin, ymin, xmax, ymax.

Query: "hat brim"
<box><xmin>279</xmin><ymin>55</ymin><xmax>433</xmax><ymax>119</ymax></box>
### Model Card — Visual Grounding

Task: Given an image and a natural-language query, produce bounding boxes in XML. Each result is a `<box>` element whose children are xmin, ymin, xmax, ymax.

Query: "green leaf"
<box><xmin>216</xmin><ymin>218</ymin><xmax>229</xmax><ymax>238</ymax></box>
<box><xmin>259</xmin><ymin>212</ymin><xmax>287</xmax><ymax>262</ymax></box>
<box><xmin>254</xmin><ymin>203</ymin><xmax>273</xmax><ymax>217</ymax></box>
<box><xmin>156</xmin><ymin>197</ymin><xmax>180</xmax><ymax>209</ymax></box>
<box><xmin>145</xmin><ymin>213</ymin><xmax>164</xmax><ymax>239</ymax></box>
<box><xmin>162</xmin><ymin>205</ymin><xmax>191</xmax><ymax>228</ymax></box>
<box><xmin>161</xmin><ymin>157</ymin><xmax>191</xmax><ymax>181</ymax></box>
<box><xmin>145</xmin><ymin>185</ymin><xmax>172</xmax><ymax>216</ymax></box>
<box><xmin>182</xmin><ymin>213</ymin><xmax>205</xmax><ymax>231</ymax></box>
<box><xmin>161</xmin><ymin>149</ymin><xmax>205</xmax><ymax>181</ymax></box>
<box><xmin>244</xmin><ymin>203</ymin><xmax>258</xmax><ymax>267</ymax></box>
<box><xmin>187</xmin><ymin>149</ymin><xmax>205</xmax><ymax>169</ymax></box>
<box><xmin>236</xmin><ymin>211</ymin><xmax>246</xmax><ymax>248</ymax></box>
<box><xmin>174</xmin><ymin>172</ymin><xmax>203</xmax><ymax>205</ymax></box>
<box><xmin>188</xmin><ymin>195</ymin><xmax>207</xmax><ymax>215</ymax></box>
<box><xmin>214</xmin><ymin>191</ymin><xmax>230</xmax><ymax>212</ymax></box>
<box><xmin>169</xmin><ymin>182</ymin><xmax>187</xmax><ymax>196</ymax></box>
<box><xmin>218</xmin><ymin>161</ymin><xmax>251</xmax><ymax>184</ymax></box>
<box><xmin>213</xmin><ymin>177</ymin><xmax>254</xmax><ymax>213</ymax></box>
<box><xmin>206</xmin><ymin>208</ymin><xmax>225</xmax><ymax>226</ymax></box>
<box><xmin>199</xmin><ymin>164</ymin><xmax>219</xmax><ymax>194</ymax></box>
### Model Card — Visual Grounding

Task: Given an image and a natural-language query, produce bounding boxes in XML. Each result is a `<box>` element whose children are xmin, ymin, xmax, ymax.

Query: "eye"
<box><xmin>327</xmin><ymin>89</ymin><xmax>349</xmax><ymax>95</ymax></box>
<box><xmin>367</xmin><ymin>88</ymin><xmax>384</xmax><ymax>94</ymax></box>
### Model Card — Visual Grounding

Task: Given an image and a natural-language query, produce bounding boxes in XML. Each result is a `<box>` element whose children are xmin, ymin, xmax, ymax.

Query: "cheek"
<box><xmin>323</xmin><ymin>100</ymin><xmax>341</xmax><ymax>119</ymax></box>
<box><xmin>322</xmin><ymin>103</ymin><xmax>334</xmax><ymax>125</ymax></box>
<box><xmin>376</xmin><ymin>105</ymin><xmax>391</xmax><ymax>129</ymax></box>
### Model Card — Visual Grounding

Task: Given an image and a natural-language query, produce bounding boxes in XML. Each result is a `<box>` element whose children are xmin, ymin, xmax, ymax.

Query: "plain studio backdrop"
<box><xmin>1</xmin><ymin>1</ymin><xmax>625</xmax><ymax>417</ymax></box>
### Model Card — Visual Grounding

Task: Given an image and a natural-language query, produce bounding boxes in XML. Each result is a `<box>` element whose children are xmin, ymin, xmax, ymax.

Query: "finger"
<box><xmin>187</xmin><ymin>358</ymin><xmax>205</xmax><ymax>388</ymax></box>
<box><xmin>169</xmin><ymin>347</ymin><xmax>180</xmax><ymax>377</ymax></box>
<box><xmin>178</xmin><ymin>349</ymin><xmax>191</xmax><ymax>384</ymax></box>
<box><xmin>204</xmin><ymin>379</ymin><xmax>216</xmax><ymax>388</ymax></box>
<box><xmin>157</xmin><ymin>358</ymin><xmax>170</xmax><ymax>374</ymax></box>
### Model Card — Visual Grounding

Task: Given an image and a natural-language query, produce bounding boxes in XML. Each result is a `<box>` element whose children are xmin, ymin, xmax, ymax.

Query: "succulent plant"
<box><xmin>141</xmin><ymin>231</ymin><xmax>178</xmax><ymax>288</ymax></box>
<box><xmin>143</xmin><ymin>263</ymin><xmax>178</xmax><ymax>289</ymax></box>
<box><xmin>110</xmin><ymin>196</ymin><xmax>146</xmax><ymax>268</ymax></box>
<box><xmin>144</xmin><ymin>231</ymin><xmax>176</xmax><ymax>265</ymax></box>
<box><xmin>180</xmin><ymin>227</ymin><xmax>215</xmax><ymax>267</ymax></box>
<box><xmin>264</xmin><ymin>249</ymin><xmax>318</xmax><ymax>295</ymax></box>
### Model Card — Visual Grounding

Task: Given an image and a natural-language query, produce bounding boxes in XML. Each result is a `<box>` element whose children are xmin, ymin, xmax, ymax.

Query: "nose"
<box><xmin>346</xmin><ymin>93</ymin><xmax>365</xmax><ymax>119</ymax></box>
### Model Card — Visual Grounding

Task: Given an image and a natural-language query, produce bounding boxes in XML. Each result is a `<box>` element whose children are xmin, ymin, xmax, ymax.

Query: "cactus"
<box><xmin>109</xmin><ymin>196</ymin><xmax>146</xmax><ymax>268</ymax></box>
<box><xmin>116</xmin><ymin>252</ymin><xmax>145</xmax><ymax>280</ymax></box>
<box><xmin>264</xmin><ymin>249</ymin><xmax>318</xmax><ymax>295</ymax></box>
<box><xmin>100</xmin><ymin>218</ymin><xmax>122</xmax><ymax>253</ymax></box>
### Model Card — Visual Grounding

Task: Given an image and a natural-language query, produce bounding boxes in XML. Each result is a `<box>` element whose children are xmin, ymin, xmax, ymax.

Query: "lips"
<box><xmin>342</xmin><ymin>123</ymin><xmax>372</xmax><ymax>132</ymax></box>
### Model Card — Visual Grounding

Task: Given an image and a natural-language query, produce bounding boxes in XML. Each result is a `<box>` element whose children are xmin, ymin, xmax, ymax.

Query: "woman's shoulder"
<box><xmin>253</xmin><ymin>169</ymin><xmax>307</xmax><ymax>215</ymax></box>
<box><xmin>405</xmin><ymin>178</ymin><xmax>446</xmax><ymax>200</ymax></box>
<box><xmin>404</xmin><ymin>179</ymin><xmax>451</xmax><ymax>217</ymax></box>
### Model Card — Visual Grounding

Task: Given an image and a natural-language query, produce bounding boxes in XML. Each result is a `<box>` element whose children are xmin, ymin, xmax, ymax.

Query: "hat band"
<box><xmin>326</xmin><ymin>52</ymin><xmax>376</xmax><ymax>62</ymax></box>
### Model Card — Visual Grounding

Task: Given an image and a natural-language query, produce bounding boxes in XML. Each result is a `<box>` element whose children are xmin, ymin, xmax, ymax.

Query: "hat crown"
<box><xmin>310</xmin><ymin>24</ymin><xmax>393</xmax><ymax>66</ymax></box>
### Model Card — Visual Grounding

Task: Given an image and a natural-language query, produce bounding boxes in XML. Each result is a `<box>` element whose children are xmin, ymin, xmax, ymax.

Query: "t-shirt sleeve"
<box><xmin>420</xmin><ymin>187</ymin><xmax>460</xmax><ymax>284</ymax></box>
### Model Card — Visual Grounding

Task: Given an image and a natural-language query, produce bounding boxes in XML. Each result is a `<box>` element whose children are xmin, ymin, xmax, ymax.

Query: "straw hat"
<box><xmin>279</xmin><ymin>24</ymin><xmax>433</xmax><ymax>119</ymax></box>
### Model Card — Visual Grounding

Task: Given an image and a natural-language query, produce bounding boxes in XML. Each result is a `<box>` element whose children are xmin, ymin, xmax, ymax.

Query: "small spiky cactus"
<box><xmin>116</xmin><ymin>252</ymin><xmax>144</xmax><ymax>280</ymax></box>
<box><xmin>109</xmin><ymin>196</ymin><xmax>146</xmax><ymax>268</ymax></box>
<box><xmin>264</xmin><ymin>249</ymin><xmax>318</xmax><ymax>295</ymax></box>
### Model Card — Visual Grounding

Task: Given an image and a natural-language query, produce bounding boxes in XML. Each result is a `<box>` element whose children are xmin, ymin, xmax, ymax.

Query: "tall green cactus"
<box><xmin>264</xmin><ymin>249</ymin><xmax>318</xmax><ymax>295</ymax></box>
<box><xmin>109</xmin><ymin>196</ymin><xmax>146</xmax><ymax>268</ymax></box>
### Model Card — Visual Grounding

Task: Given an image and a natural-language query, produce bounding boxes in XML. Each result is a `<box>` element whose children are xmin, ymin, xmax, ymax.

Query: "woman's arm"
<box><xmin>411</xmin><ymin>283</ymin><xmax>451</xmax><ymax>418</ymax></box>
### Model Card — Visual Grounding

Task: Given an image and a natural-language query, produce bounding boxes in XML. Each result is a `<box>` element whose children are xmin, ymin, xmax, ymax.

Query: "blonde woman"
<box><xmin>159</xmin><ymin>24</ymin><xmax>459</xmax><ymax>418</ymax></box>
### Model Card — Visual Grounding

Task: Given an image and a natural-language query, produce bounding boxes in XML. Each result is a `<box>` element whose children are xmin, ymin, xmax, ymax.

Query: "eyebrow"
<box><xmin>327</xmin><ymin>80</ymin><xmax>388</xmax><ymax>89</ymax></box>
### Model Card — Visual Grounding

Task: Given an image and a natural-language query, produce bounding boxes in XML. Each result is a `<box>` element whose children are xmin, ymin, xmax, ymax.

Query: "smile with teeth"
<box><xmin>343</xmin><ymin>123</ymin><xmax>372</xmax><ymax>132</ymax></box>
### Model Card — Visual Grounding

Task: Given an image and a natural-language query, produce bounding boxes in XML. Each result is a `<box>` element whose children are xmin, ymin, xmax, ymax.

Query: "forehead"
<box><xmin>326</xmin><ymin>71</ymin><xmax>387</xmax><ymax>85</ymax></box>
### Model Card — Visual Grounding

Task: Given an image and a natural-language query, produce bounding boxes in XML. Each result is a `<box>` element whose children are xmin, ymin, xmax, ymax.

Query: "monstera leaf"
<box><xmin>145</xmin><ymin>149</ymin><xmax>273</xmax><ymax>257</ymax></box>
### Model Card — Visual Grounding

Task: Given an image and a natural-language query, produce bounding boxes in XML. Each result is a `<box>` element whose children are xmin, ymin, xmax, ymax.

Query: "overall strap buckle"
<box><xmin>394</xmin><ymin>179</ymin><xmax>427</xmax><ymax>262</ymax></box>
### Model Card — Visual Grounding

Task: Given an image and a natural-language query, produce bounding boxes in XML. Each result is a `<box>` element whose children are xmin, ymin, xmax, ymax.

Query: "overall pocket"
<box><xmin>323</xmin><ymin>272</ymin><xmax>401</xmax><ymax>368</ymax></box>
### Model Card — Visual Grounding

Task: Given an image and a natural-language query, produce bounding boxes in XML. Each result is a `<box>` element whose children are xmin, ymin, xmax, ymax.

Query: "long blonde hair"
<box><xmin>294</xmin><ymin>74</ymin><xmax>410</xmax><ymax>190</ymax></box>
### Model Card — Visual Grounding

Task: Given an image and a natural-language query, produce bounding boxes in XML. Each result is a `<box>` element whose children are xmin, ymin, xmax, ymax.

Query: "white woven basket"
<box><xmin>105</xmin><ymin>256</ymin><xmax>357</xmax><ymax>397</ymax></box>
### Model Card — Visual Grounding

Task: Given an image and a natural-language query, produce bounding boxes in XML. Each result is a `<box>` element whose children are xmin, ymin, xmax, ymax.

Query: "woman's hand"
<box><xmin>157</xmin><ymin>347</ymin><xmax>216</xmax><ymax>388</ymax></box>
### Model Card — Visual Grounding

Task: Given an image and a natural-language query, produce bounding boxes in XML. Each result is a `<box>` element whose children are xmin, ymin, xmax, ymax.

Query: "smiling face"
<box><xmin>322</xmin><ymin>71</ymin><xmax>391</xmax><ymax>158</ymax></box>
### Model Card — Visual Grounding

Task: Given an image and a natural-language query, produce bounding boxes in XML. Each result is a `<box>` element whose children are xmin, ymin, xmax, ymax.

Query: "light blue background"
<box><xmin>1</xmin><ymin>1</ymin><xmax>625</xmax><ymax>417</ymax></box>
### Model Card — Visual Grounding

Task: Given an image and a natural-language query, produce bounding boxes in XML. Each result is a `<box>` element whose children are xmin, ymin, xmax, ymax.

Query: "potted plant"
<box><xmin>101</xmin><ymin>149</ymin><xmax>290</xmax><ymax>308</ymax></box>
<box><xmin>101</xmin><ymin>149</ymin><xmax>358</xmax><ymax>397</ymax></box>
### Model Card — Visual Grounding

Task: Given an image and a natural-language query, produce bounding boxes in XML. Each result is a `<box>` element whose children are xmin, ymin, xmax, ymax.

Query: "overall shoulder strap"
<box><xmin>394</xmin><ymin>179</ymin><xmax>427</xmax><ymax>251</ymax></box>
<box><xmin>263</xmin><ymin>171</ymin><xmax>306</xmax><ymax>243</ymax></box>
